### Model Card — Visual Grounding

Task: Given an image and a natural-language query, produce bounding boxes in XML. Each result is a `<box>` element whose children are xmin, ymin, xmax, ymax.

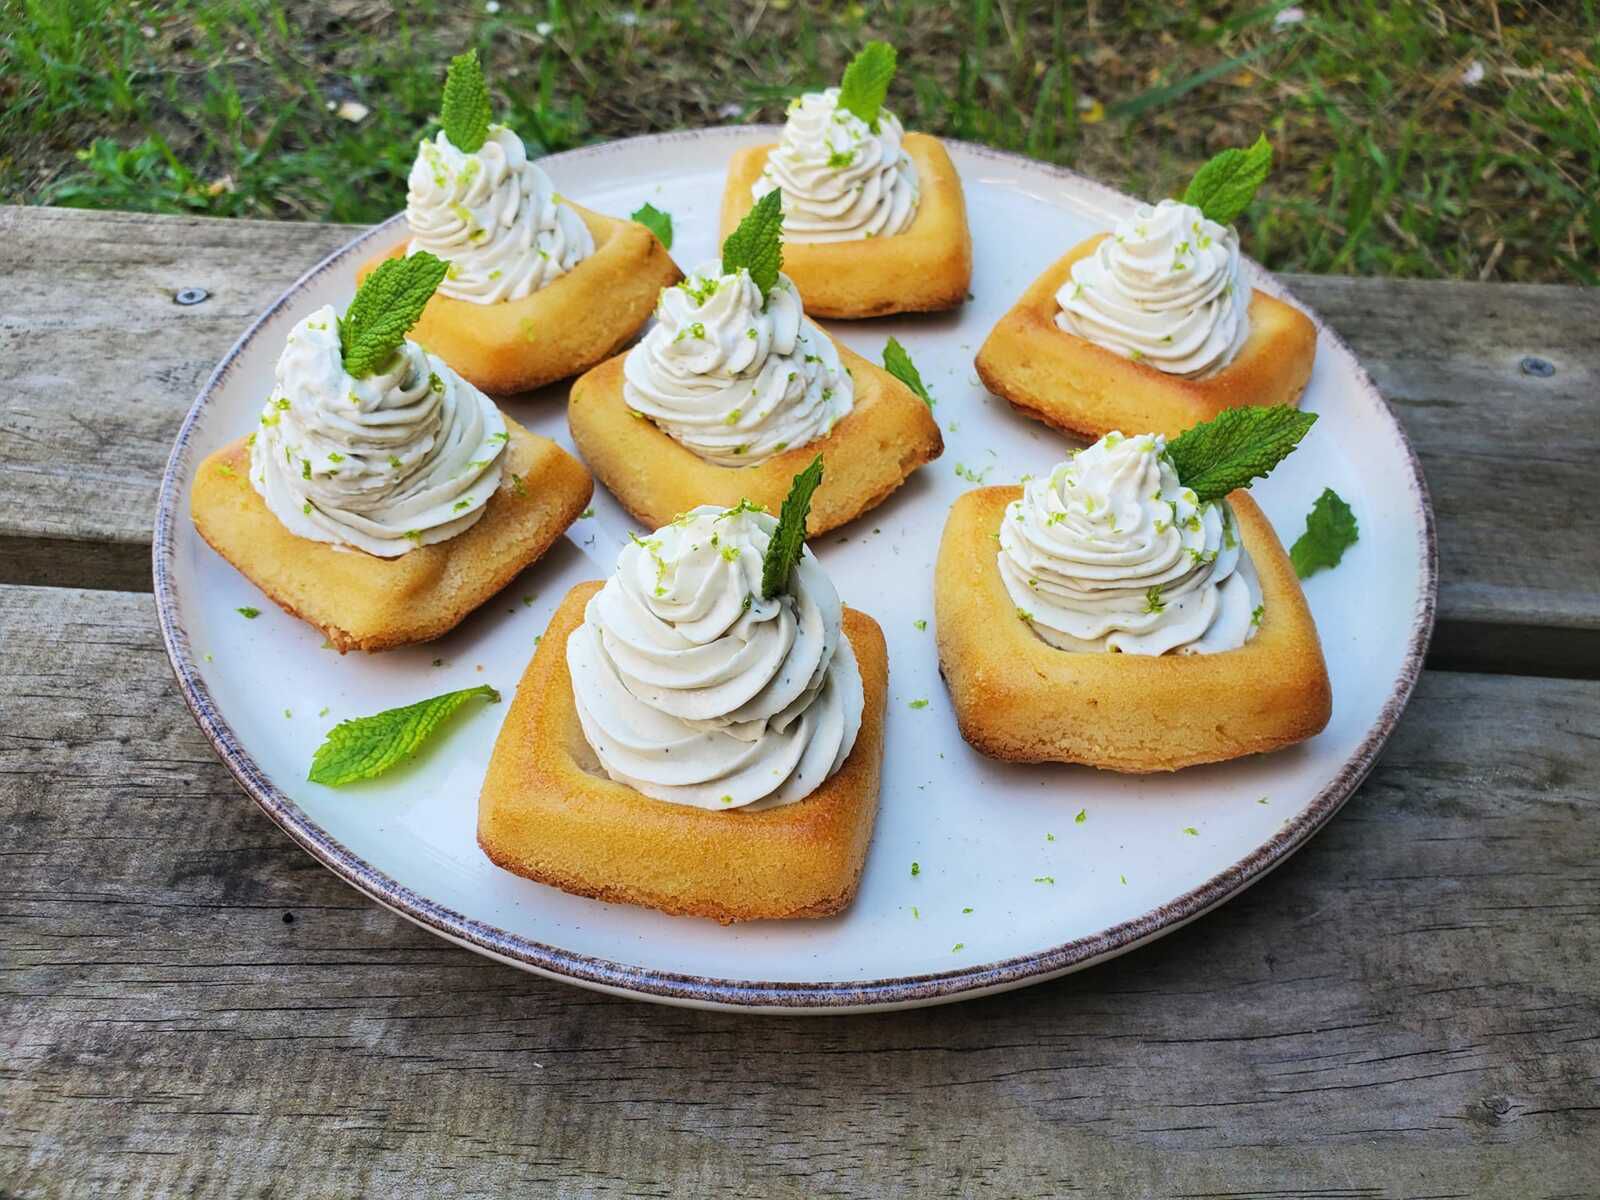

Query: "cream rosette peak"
<box><xmin>249</xmin><ymin>305</ymin><xmax>508</xmax><ymax>558</ymax></box>
<box><xmin>998</xmin><ymin>431</ymin><xmax>1262</xmax><ymax>655</ymax></box>
<box><xmin>621</xmin><ymin>264</ymin><xmax>853</xmax><ymax>466</ymax></box>
<box><xmin>566</xmin><ymin>503</ymin><xmax>864</xmax><ymax>811</ymax></box>
<box><xmin>756</xmin><ymin>86</ymin><xmax>920</xmax><ymax>244</ymax></box>
<box><xmin>405</xmin><ymin>125</ymin><xmax>594</xmax><ymax>304</ymax></box>
<box><xmin>1056</xmin><ymin>198</ymin><xmax>1250</xmax><ymax>379</ymax></box>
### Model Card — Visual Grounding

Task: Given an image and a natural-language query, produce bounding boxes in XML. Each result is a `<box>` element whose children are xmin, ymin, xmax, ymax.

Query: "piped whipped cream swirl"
<box><xmin>998</xmin><ymin>431</ymin><xmax>1261</xmax><ymax>655</ymax></box>
<box><xmin>567</xmin><ymin>505</ymin><xmax>864</xmax><ymax>811</ymax></box>
<box><xmin>406</xmin><ymin>126</ymin><xmax>594</xmax><ymax>304</ymax></box>
<box><xmin>623</xmin><ymin>265</ymin><xmax>853</xmax><ymax>466</ymax></box>
<box><xmin>755</xmin><ymin>87</ymin><xmax>920</xmax><ymax>243</ymax></box>
<box><xmin>1055</xmin><ymin>199</ymin><xmax>1249</xmax><ymax>378</ymax></box>
<box><xmin>249</xmin><ymin>305</ymin><xmax>507</xmax><ymax>558</ymax></box>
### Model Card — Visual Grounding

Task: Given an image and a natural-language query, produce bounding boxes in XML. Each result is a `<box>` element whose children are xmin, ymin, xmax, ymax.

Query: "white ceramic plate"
<box><xmin>155</xmin><ymin>127</ymin><xmax>1436</xmax><ymax>1013</ymax></box>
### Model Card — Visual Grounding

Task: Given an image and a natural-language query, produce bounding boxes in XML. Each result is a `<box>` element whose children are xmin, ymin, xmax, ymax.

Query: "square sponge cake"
<box><xmin>190</xmin><ymin>418</ymin><xmax>592</xmax><ymax>652</ymax></box>
<box><xmin>975</xmin><ymin>233</ymin><xmax>1317</xmax><ymax>440</ymax></box>
<box><xmin>935</xmin><ymin>485</ymin><xmax>1331</xmax><ymax>772</ymax></box>
<box><xmin>719</xmin><ymin>133</ymin><xmax>972</xmax><ymax>319</ymax></box>
<box><xmin>478</xmin><ymin>581</ymin><xmax>889</xmax><ymax>923</ymax></box>
<box><xmin>358</xmin><ymin>203</ymin><xmax>682</xmax><ymax>395</ymax></box>
<box><xmin>568</xmin><ymin>341</ymin><xmax>942</xmax><ymax>537</ymax></box>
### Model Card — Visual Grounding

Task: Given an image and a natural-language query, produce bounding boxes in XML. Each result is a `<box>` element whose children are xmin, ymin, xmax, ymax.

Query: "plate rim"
<box><xmin>152</xmin><ymin>126</ymin><xmax>1438</xmax><ymax>1013</ymax></box>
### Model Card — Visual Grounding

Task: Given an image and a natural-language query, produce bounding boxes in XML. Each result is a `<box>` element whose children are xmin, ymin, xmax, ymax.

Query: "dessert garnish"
<box><xmin>759</xmin><ymin>452</ymin><xmax>824</xmax><ymax>598</ymax></box>
<box><xmin>566</xmin><ymin>460</ymin><xmax>864</xmax><ymax>810</ymax></box>
<box><xmin>997</xmin><ymin>405</ymin><xmax>1313</xmax><ymax>654</ymax></box>
<box><xmin>1182</xmin><ymin>134</ymin><xmax>1275</xmax><ymax>226</ymax></box>
<box><xmin>721</xmin><ymin>186</ymin><xmax>784</xmax><ymax>298</ymax></box>
<box><xmin>308</xmin><ymin>684</ymin><xmax>501</xmax><ymax>786</ymax></box>
<box><xmin>1163</xmin><ymin>402</ymin><xmax>1315</xmax><ymax>502</ymax></box>
<box><xmin>1055</xmin><ymin>136</ymin><xmax>1273</xmax><ymax>378</ymax></box>
<box><xmin>405</xmin><ymin>50</ymin><xmax>593</xmax><ymax>304</ymax></box>
<box><xmin>621</xmin><ymin>191</ymin><xmax>852</xmax><ymax>465</ymax></box>
<box><xmin>882</xmin><ymin>337</ymin><xmax>934</xmax><ymax>408</ymax></box>
<box><xmin>629</xmin><ymin>202</ymin><xmax>673</xmax><ymax>248</ymax></box>
<box><xmin>1290</xmin><ymin>487</ymin><xmax>1358</xmax><ymax>578</ymax></box>
<box><xmin>250</xmin><ymin>251</ymin><xmax>510</xmax><ymax>557</ymax></box>
<box><xmin>754</xmin><ymin>41</ymin><xmax>920</xmax><ymax>243</ymax></box>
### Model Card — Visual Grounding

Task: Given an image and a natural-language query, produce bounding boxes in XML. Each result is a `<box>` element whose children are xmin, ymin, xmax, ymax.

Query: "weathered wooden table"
<box><xmin>3</xmin><ymin>206</ymin><xmax>1597</xmax><ymax>1197</ymax></box>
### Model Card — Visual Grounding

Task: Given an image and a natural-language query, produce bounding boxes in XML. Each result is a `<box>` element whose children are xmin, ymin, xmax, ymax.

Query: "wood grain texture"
<box><xmin>2</xmin><ymin>584</ymin><xmax>1596</xmax><ymax>1198</ymax></box>
<box><xmin>0</xmin><ymin>206</ymin><xmax>359</xmax><ymax>562</ymax></box>
<box><xmin>3</xmin><ymin>209</ymin><xmax>1600</xmax><ymax>662</ymax></box>
<box><xmin>1280</xmin><ymin>271</ymin><xmax>1600</xmax><ymax>675</ymax></box>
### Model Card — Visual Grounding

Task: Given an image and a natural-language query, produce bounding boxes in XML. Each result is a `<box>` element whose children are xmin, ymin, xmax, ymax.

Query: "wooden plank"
<box><xmin>1</xmin><ymin>584</ymin><xmax>1596</xmax><ymax>1196</ymax></box>
<box><xmin>3</xmin><ymin>206</ymin><xmax>1597</xmax><ymax>674</ymax></box>
<box><xmin>0</xmin><ymin>206</ymin><xmax>357</xmax><ymax>561</ymax></box>
<box><xmin>1280</xmin><ymin>272</ymin><xmax>1600</xmax><ymax>678</ymax></box>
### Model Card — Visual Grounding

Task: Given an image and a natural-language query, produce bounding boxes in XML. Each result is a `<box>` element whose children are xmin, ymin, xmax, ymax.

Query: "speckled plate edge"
<box><xmin>152</xmin><ymin>127</ymin><xmax>1438</xmax><ymax>1014</ymax></box>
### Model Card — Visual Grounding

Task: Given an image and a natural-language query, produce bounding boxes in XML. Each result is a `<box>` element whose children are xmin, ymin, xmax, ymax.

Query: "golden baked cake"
<box><xmin>568</xmin><ymin>190</ymin><xmax>940</xmax><ymax>535</ymax></box>
<box><xmin>479</xmin><ymin>471</ymin><xmax>888</xmax><ymax>922</ymax></box>
<box><xmin>193</xmin><ymin>420</ymin><xmax>590</xmax><ymax>653</ymax></box>
<box><xmin>975</xmin><ymin>137</ymin><xmax>1316</xmax><ymax>439</ymax></box>
<box><xmin>357</xmin><ymin>51</ymin><xmax>680</xmax><ymax>394</ymax></box>
<box><xmin>935</xmin><ymin>413</ymin><xmax>1331</xmax><ymax>772</ymax></box>
<box><xmin>191</xmin><ymin>252</ymin><xmax>591</xmax><ymax>652</ymax></box>
<box><xmin>480</xmin><ymin>584</ymin><xmax>887</xmax><ymax>922</ymax></box>
<box><xmin>718</xmin><ymin>42</ymin><xmax>970</xmax><ymax>318</ymax></box>
<box><xmin>570</xmin><ymin>342</ymin><xmax>940</xmax><ymax>535</ymax></box>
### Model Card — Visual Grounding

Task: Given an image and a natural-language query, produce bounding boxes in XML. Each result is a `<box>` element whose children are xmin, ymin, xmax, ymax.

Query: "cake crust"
<box><xmin>935</xmin><ymin>486</ymin><xmax>1331</xmax><ymax>772</ymax></box>
<box><xmin>974</xmin><ymin>233</ymin><xmax>1317</xmax><ymax>440</ymax></box>
<box><xmin>718</xmin><ymin>133</ymin><xmax>972</xmax><ymax>319</ymax></box>
<box><xmin>190</xmin><ymin>418</ymin><xmax>592</xmax><ymax>652</ymax></box>
<box><xmin>477</xmin><ymin>582</ymin><xmax>889</xmax><ymax>923</ymax></box>
<box><xmin>567</xmin><ymin>341</ymin><xmax>942</xmax><ymax>536</ymax></box>
<box><xmin>358</xmin><ymin>203</ymin><xmax>682</xmax><ymax>395</ymax></box>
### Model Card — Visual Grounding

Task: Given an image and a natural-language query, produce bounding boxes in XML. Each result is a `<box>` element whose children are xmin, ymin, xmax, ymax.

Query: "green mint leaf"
<box><xmin>761</xmin><ymin>454</ymin><xmax>824</xmax><ymax>600</ymax></box>
<box><xmin>1165</xmin><ymin>405</ymin><xmax>1317</xmax><ymax>504</ymax></box>
<box><xmin>308</xmin><ymin>684</ymin><xmax>500</xmax><ymax>786</ymax></box>
<box><xmin>441</xmin><ymin>49</ymin><xmax>493</xmax><ymax>153</ymax></box>
<box><xmin>838</xmin><ymin>41</ymin><xmax>897</xmax><ymax>129</ymax></box>
<box><xmin>629</xmin><ymin>202</ymin><xmax>673</xmax><ymax>249</ymax></box>
<box><xmin>722</xmin><ymin>187</ymin><xmax>784</xmax><ymax>300</ymax></box>
<box><xmin>1181</xmin><ymin>133</ymin><xmax>1272</xmax><ymax>226</ymax></box>
<box><xmin>882</xmin><ymin>336</ymin><xmax>933</xmax><ymax>409</ymax></box>
<box><xmin>1291</xmin><ymin>487</ymin><xmax>1359</xmax><ymax>579</ymax></box>
<box><xmin>338</xmin><ymin>251</ymin><xmax>449</xmax><ymax>378</ymax></box>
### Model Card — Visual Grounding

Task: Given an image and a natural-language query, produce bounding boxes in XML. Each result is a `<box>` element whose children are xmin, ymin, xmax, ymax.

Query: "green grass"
<box><xmin>2</xmin><ymin>0</ymin><xmax>1596</xmax><ymax>283</ymax></box>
